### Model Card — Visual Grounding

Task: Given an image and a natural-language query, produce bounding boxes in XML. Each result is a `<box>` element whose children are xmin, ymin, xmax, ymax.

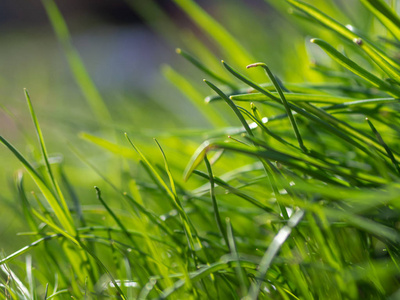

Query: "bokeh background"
<box><xmin>0</xmin><ymin>0</ymin><xmax>368</xmax><ymax>254</ymax></box>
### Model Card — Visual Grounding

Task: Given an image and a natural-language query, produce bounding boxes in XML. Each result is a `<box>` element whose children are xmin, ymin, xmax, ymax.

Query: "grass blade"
<box><xmin>228</xmin><ymin>92</ymin><xmax>353</xmax><ymax>104</ymax></box>
<box><xmin>41</xmin><ymin>0</ymin><xmax>112</xmax><ymax>124</ymax></box>
<box><xmin>25</xmin><ymin>89</ymin><xmax>74</xmax><ymax>228</ymax></box>
<box><xmin>176</xmin><ymin>48</ymin><xmax>237</xmax><ymax>90</ymax></box>
<box><xmin>287</xmin><ymin>0</ymin><xmax>400</xmax><ymax>71</ymax></box>
<box><xmin>172</xmin><ymin>0</ymin><xmax>256</xmax><ymax>75</ymax></box>
<box><xmin>360</xmin><ymin>0</ymin><xmax>400</xmax><ymax>40</ymax></box>
<box><xmin>247</xmin><ymin>210</ymin><xmax>304</xmax><ymax>300</ymax></box>
<box><xmin>310</xmin><ymin>39</ymin><xmax>400</xmax><ymax>97</ymax></box>
<box><xmin>204</xmin><ymin>155</ymin><xmax>228</xmax><ymax>246</ymax></box>
<box><xmin>247</xmin><ymin>63</ymin><xmax>307</xmax><ymax>152</ymax></box>
<box><xmin>226</xmin><ymin>218</ymin><xmax>248</xmax><ymax>296</ymax></box>
<box><xmin>204</xmin><ymin>78</ymin><xmax>253</xmax><ymax>137</ymax></box>
<box><xmin>0</xmin><ymin>136</ymin><xmax>75</xmax><ymax>235</ymax></box>
<box><xmin>366</xmin><ymin>117</ymin><xmax>400</xmax><ymax>174</ymax></box>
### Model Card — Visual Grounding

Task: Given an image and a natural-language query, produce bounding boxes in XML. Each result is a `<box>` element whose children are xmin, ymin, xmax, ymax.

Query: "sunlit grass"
<box><xmin>1</xmin><ymin>0</ymin><xmax>400</xmax><ymax>299</ymax></box>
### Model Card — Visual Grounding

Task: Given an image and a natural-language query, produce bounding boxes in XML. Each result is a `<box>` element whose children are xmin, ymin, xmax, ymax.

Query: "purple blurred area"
<box><xmin>1</xmin><ymin>1</ymin><xmax>150</xmax><ymax>27</ymax></box>
<box><xmin>0</xmin><ymin>1</ymin><xmax>215</xmax><ymax>28</ymax></box>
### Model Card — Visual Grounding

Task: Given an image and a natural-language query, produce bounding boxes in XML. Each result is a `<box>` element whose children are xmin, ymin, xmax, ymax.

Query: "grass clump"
<box><xmin>1</xmin><ymin>0</ymin><xmax>400</xmax><ymax>299</ymax></box>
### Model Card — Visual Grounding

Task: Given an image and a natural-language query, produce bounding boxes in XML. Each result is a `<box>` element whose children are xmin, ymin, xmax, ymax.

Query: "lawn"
<box><xmin>1</xmin><ymin>0</ymin><xmax>400</xmax><ymax>299</ymax></box>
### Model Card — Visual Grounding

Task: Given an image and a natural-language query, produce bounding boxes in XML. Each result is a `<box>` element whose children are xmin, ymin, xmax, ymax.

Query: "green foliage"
<box><xmin>2</xmin><ymin>0</ymin><xmax>400</xmax><ymax>299</ymax></box>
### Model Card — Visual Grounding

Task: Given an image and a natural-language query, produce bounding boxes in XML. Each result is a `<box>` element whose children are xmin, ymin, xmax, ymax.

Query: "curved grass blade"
<box><xmin>157</xmin><ymin>259</ymin><xmax>257</xmax><ymax>299</ymax></box>
<box><xmin>239</xmin><ymin>106</ymin><xmax>299</xmax><ymax>150</ymax></box>
<box><xmin>16</xmin><ymin>172</ymin><xmax>38</xmax><ymax>231</ymax></box>
<box><xmin>69</xmin><ymin>143</ymin><xmax>177</xmax><ymax>240</ymax></box>
<box><xmin>31</xmin><ymin>209</ymin><xmax>79</xmax><ymax>246</ymax></box>
<box><xmin>125</xmin><ymin>134</ymin><xmax>200</xmax><ymax>256</ymax></box>
<box><xmin>94</xmin><ymin>187</ymin><xmax>136</xmax><ymax>245</ymax></box>
<box><xmin>287</xmin><ymin>0</ymin><xmax>400</xmax><ymax>71</ymax></box>
<box><xmin>183</xmin><ymin>140</ymin><xmax>214</xmax><ymax>181</ymax></box>
<box><xmin>326</xmin><ymin>97</ymin><xmax>399</xmax><ymax>110</ymax></box>
<box><xmin>0</xmin><ymin>136</ymin><xmax>75</xmax><ymax>235</ymax></box>
<box><xmin>221</xmin><ymin>62</ymin><xmax>361</xmax><ymax>152</ymax></box>
<box><xmin>153</xmin><ymin>139</ymin><xmax>212</xmax><ymax>270</ymax></box>
<box><xmin>59</xmin><ymin>164</ymin><xmax>85</xmax><ymax>227</ymax></box>
<box><xmin>222</xmin><ymin>61</ymin><xmax>280</xmax><ymax>102</ymax></box>
<box><xmin>247</xmin><ymin>63</ymin><xmax>307</xmax><ymax>152</ymax></box>
<box><xmin>193</xmin><ymin>170</ymin><xmax>274</xmax><ymax>212</ymax></box>
<box><xmin>176</xmin><ymin>48</ymin><xmax>237</xmax><ymax>90</ymax></box>
<box><xmin>311</xmin><ymin>39</ymin><xmax>400</xmax><ymax>97</ymax></box>
<box><xmin>360</xmin><ymin>0</ymin><xmax>400</xmax><ymax>41</ymax></box>
<box><xmin>204</xmin><ymin>79</ymin><xmax>253</xmax><ymax>136</ymax></box>
<box><xmin>352</xmin><ymin>37</ymin><xmax>400</xmax><ymax>84</ymax></box>
<box><xmin>206</xmin><ymin>141</ymin><xmax>387</xmax><ymax>185</ymax></box>
<box><xmin>247</xmin><ymin>210</ymin><xmax>304</xmax><ymax>300</ymax></box>
<box><xmin>0</xmin><ymin>234</ymin><xmax>60</xmax><ymax>266</ymax></box>
<box><xmin>300</xmin><ymin>101</ymin><xmax>400</xmax><ymax>163</ymax></box>
<box><xmin>366</xmin><ymin>117</ymin><xmax>400</xmax><ymax>174</ymax></box>
<box><xmin>46</xmin><ymin>289</ymin><xmax>69</xmax><ymax>299</ymax></box>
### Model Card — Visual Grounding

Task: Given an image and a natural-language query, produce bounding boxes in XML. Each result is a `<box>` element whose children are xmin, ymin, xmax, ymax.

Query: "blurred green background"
<box><xmin>0</xmin><ymin>0</ymin><xmax>370</xmax><ymax>255</ymax></box>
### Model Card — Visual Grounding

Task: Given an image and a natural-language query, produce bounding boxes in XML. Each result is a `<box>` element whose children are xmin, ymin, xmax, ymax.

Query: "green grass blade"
<box><xmin>94</xmin><ymin>187</ymin><xmax>136</xmax><ymax>245</ymax></box>
<box><xmin>220</xmin><ymin>62</ymin><xmax>367</xmax><ymax>154</ymax></box>
<box><xmin>204</xmin><ymin>79</ymin><xmax>253</xmax><ymax>136</ymax></box>
<box><xmin>247</xmin><ymin>63</ymin><xmax>307</xmax><ymax>152</ymax></box>
<box><xmin>226</xmin><ymin>218</ymin><xmax>248</xmax><ymax>296</ymax></box>
<box><xmin>204</xmin><ymin>155</ymin><xmax>228</xmax><ymax>246</ymax></box>
<box><xmin>207</xmin><ymin>141</ymin><xmax>387</xmax><ymax>184</ymax></box>
<box><xmin>125</xmin><ymin>134</ymin><xmax>176</xmax><ymax>203</ymax></box>
<box><xmin>176</xmin><ymin>48</ymin><xmax>237</xmax><ymax>90</ymax></box>
<box><xmin>366</xmin><ymin>117</ymin><xmax>400</xmax><ymax>174</ymax></box>
<box><xmin>248</xmin><ymin>210</ymin><xmax>304</xmax><ymax>300</ymax></box>
<box><xmin>0</xmin><ymin>136</ymin><xmax>75</xmax><ymax>235</ymax></box>
<box><xmin>172</xmin><ymin>0</ymin><xmax>256</xmax><ymax>75</ymax></box>
<box><xmin>0</xmin><ymin>234</ymin><xmax>60</xmax><ymax>266</ymax></box>
<box><xmin>193</xmin><ymin>170</ymin><xmax>274</xmax><ymax>212</ymax></box>
<box><xmin>25</xmin><ymin>89</ymin><xmax>74</xmax><ymax>227</ymax></box>
<box><xmin>183</xmin><ymin>140</ymin><xmax>212</xmax><ymax>181</ymax></box>
<box><xmin>153</xmin><ymin>139</ymin><xmax>178</xmax><ymax>196</ymax></box>
<box><xmin>41</xmin><ymin>0</ymin><xmax>112</xmax><ymax>124</ymax></box>
<box><xmin>352</xmin><ymin>37</ymin><xmax>400</xmax><ymax>84</ymax></box>
<box><xmin>16</xmin><ymin>172</ymin><xmax>38</xmax><ymax>231</ymax></box>
<box><xmin>287</xmin><ymin>0</ymin><xmax>400</xmax><ymax>71</ymax></box>
<box><xmin>31</xmin><ymin>209</ymin><xmax>78</xmax><ymax>245</ymax></box>
<box><xmin>360</xmin><ymin>0</ymin><xmax>400</xmax><ymax>40</ymax></box>
<box><xmin>228</xmin><ymin>92</ymin><xmax>354</xmax><ymax>104</ymax></box>
<box><xmin>70</xmin><ymin>143</ymin><xmax>177</xmax><ymax>240</ymax></box>
<box><xmin>158</xmin><ymin>259</ymin><xmax>258</xmax><ymax>299</ymax></box>
<box><xmin>125</xmin><ymin>134</ymin><xmax>199</xmax><ymax>254</ymax></box>
<box><xmin>59</xmin><ymin>164</ymin><xmax>86</xmax><ymax>227</ymax></box>
<box><xmin>222</xmin><ymin>61</ymin><xmax>280</xmax><ymax>102</ymax></box>
<box><xmin>311</xmin><ymin>39</ymin><xmax>400</xmax><ymax>97</ymax></box>
<box><xmin>79</xmin><ymin>132</ymin><xmax>136</xmax><ymax>159</ymax></box>
<box><xmin>300</xmin><ymin>102</ymin><xmax>400</xmax><ymax>162</ymax></box>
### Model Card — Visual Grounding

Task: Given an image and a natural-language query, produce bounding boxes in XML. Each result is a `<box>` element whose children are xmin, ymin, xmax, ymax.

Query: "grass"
<box><xmin>1</xmin><ymin>0</ymin><xmax>400</xmax><ymax>299</ymax></box>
